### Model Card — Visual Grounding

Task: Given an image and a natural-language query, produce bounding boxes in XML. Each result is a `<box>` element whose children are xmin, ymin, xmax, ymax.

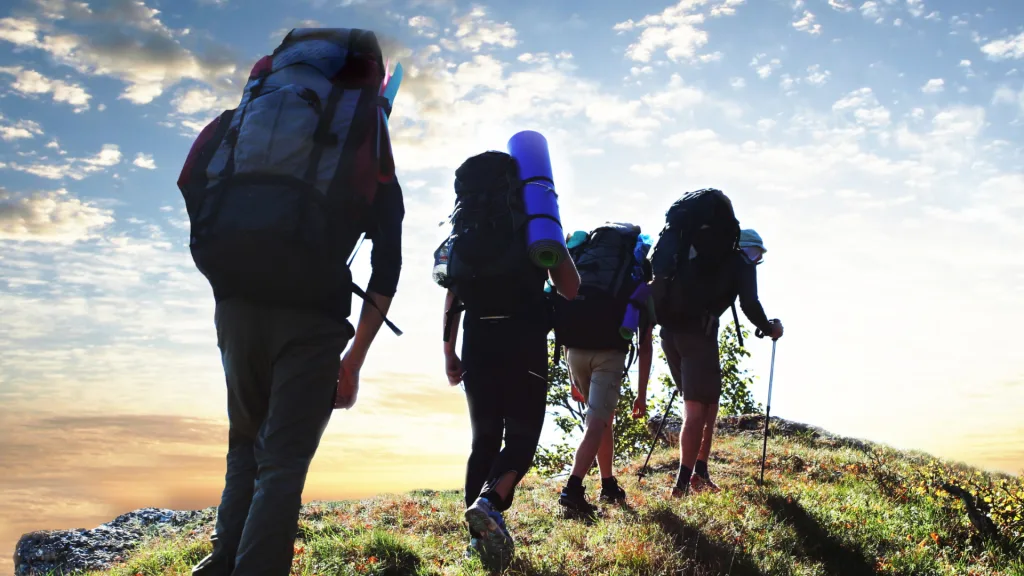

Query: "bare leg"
<box><xmin>490</xmin><ymin>471</ymin><xmax>518</xmax><ymax>502</ymax></box>
<box><xmin>569</xmin><ymin>412</ymin><xmax>611</xmax><ymax>480</ymax></box>
<box><xmin>597</xmin><ymin>413</ymin><xmax>615</xmax><ymax>479</ymax></box>
<box><xmin>679</xmin><ymin>400</ymin><xmax>708</xmax><ymax>472</ymax></box>
<box><xmin>696</xmin><ymin>402</ymin><xmax>719</xmax><ymax>463</ymax></box>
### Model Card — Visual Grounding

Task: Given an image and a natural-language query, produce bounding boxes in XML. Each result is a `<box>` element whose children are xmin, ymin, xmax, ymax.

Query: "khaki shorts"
<box><xmin>661</xmin><ymin>322</ymin><xmax>722</xmax><ymax>404</ymax></box>
<box><xmin>566</xmin><ymin>348</ymin><xmax>627</xmax><ymax>423</ymax></box>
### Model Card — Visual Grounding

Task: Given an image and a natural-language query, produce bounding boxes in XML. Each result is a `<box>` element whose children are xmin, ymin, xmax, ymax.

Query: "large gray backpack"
<box><xmin>177</xmin><ymin>28</ymin><xmax>399</xmax><ymax>334</ymax></box>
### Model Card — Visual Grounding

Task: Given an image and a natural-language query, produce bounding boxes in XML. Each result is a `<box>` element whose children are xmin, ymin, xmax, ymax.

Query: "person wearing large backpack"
<box><xmin>177</xmin><ymin>28</ymin><xmax>404</xmax><ymax>576</ymax></box>
<box><xmin>649</xmin><ymin>190</ymin><xmax>783</xmax><ymax>497</ymax></box>
<box><xmin>433</xmin><ymin>150</ymin><xmax>580</xmax><ymax>570</ymax></box>
<box><xmin>552</xmin><ymin>223</ymin><xmax>655</xmax><ymax>514</ymax></box>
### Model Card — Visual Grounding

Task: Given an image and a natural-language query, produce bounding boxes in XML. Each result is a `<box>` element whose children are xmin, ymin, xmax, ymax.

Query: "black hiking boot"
<box><xmin>559</xmin><ymin>483</ymin><xmax>597</xmax><ymax>516</ymax></box>
<box><xmin>599</xmin><ymin>476</ymin><xmax>627</xmax><ymax>503</ymax></box>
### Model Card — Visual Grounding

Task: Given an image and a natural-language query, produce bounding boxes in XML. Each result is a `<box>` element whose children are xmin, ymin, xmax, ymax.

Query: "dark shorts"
<box><xmin>661</xmin><ymin>321</ymin><xmax>722</xmax><ymax>404</ymax></box>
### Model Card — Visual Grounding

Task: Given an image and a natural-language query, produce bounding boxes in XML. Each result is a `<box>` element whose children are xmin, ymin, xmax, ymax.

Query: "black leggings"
<box><xmin>461</xmin><ymin>318</ymin><xmax>549</xmax><ymax>513</ymax></box>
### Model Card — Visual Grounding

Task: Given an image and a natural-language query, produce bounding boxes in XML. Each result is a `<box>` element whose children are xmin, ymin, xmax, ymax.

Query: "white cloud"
<box><xmin>829</xmin><ymin>0</ymin><xmax>853</xmax><ymax>11</ymax></box>
<box><xmin>0</xmin><ymin>4</ymin><xmax>240</xmax><ymax>106</ymax></box>
<box><xmin>710</xmin><ymin>0</ymin><xmax>745</xmax><ymax>17</ymax></box>
<box><xmin>450</xmin><ymin>6</ymin><xmax>517</xmax><ymax>52</ymax></box>
<box><xmin>613</xmin><ymin>0</ymin><xmax>719</xmax><ymax>63</ymax></box>
<box><xmin>757</xmin><ymin>118</ymin><xmax>777</xmax><ymax>131</ymax></box>
<box><xmin>780</xmin><ymin>74</ymin><xmax>797</xmax><ymax>91</ymax></box>
<box><xmin>5</xmin><ymin>144</ymin><xmax>123</xmax><ymax>181</ymax></box>
<box><xmin>805</xmin><ymin>64</ymin><xmax>831</xmax><ymax>85</ymax></box>
<box><xmin>959</xmin><ymin>59</ymin><xmax>971</xmax><ymax>67</ymax></box>
<box><xmin>0</xmin><ymin>188</ymin><xmax>114</xmax><ymax>243</ymax></box>
<box><xmin>854</xmin><ymin>106</ymin><xmax>892</xmax><ymax>127</ymax></box>
<box><xmin>640</xmin><ymin>73</ymin><xmax>704</xmax><ymax>113</ymax></box>
<box><xmin>906</xmin><ymin>0</ymin><xmax>925</xmax><ymax>18</ymax></box>
<box><xmin>792</xmin><ymin>11</ymin><xmax>822</xmax><ymax>35</ymax></box>
<box><xmin>980</xmin><ymin>32</ymin><xmax>1024</xmax><ymax>61</ymax></box>
<box><xmin>269</xmin><ymin>20</ymin><xmax>323</xmax><ymax>43</ymax></box>
<box><xmin>171</xmin><ymin>88</ymin><xmax>222</xmax><ymax>115</ymax></box>
<box><xmin>0</xmin><ymin>117</ymin><xmax>43</xmax><ymax>141</ymax></box>
<box><xmin>408</xmin><ymin>15</ymin><xmax>438</xmax><ymax>29</ymax></box>
<box><xmin>860</xmin><ymin>1</ymin><xmax>883</xmax><ymax>22</ymax></box>
<box><xmin>133</xmin><ymin>153</ymin><xmax>156</xmax><ymax>170</ymax></box>
<box><xmin>992</xmin><ymin>86</ymin><xmax>1024</xmax><ymax>114</ymax></box>
<box><xmin>833</xmin><ymin>87</ymin><xmax>891</xmax><ymax>127</ymax></box>
<box><xmin>0</xmin><ymin>67</ymin><xmax>91</xmax><ymax>112</ymax></box>
<box><xmin>699</xmin><ymin>51</ymin><xmax>723</xmax><ymax>63</ymax></box>
<box><xmin>921</xmin><ymin>78</ymin><xmax>945</xmax><ymax>93</ymax></box>
<box><xmin>730</xmin><ymin>77</ymin><xmax>746</xmax><ymax>88</ymax></box>
<box><xmin>81</xmin><ymin>145</ymin><xmax>122</xmax><ymax>171</ymax></box>
<box><xmin>629</xmin><ymin>162</ymin><xmax>667</xmax><ymax>177</ymax></box>
<box><xmin>750</xmin><ymin>54</ymin><xmax>782</xmax><ymax>79</ymax></box>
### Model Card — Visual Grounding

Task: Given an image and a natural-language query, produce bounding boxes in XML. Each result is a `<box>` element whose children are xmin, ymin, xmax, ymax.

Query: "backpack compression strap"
<box><xmin>730</xmin><ymin>301</ymin><xmax>743</xmax><ymax>348</ymax></box>
<box><xmin>351</xmin><ymin>282</ymin><xmax>403</xmax><ymax>336</ymax></box>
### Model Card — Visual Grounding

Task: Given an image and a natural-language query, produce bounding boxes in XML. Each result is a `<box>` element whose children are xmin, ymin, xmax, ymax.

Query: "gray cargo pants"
<box><xmin>193</xmin><ymin>299</ymin><xmax>352</xmax><ymax>576</ymax></box>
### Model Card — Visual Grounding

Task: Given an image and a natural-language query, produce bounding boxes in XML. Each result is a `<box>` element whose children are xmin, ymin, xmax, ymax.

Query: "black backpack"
<box><xmin>433</xmin><ymin>151</ymin><xmax>545</xmax><ymax>336</ymax></box>
<box><xmin>554</xmin><ymin>223</ymin><xmax>647</xmax><ymax>352</ymax></box>
<box><xmin>650</xmin><ymin>188</ymin><xmax>742</xmax><ymax>338</ymax></box>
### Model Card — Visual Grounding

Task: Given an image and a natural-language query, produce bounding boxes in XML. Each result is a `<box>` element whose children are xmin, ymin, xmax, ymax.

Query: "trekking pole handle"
<box><xmin>755</xmin><ymin>319</ymin><xmax>781</xmax><ymax>340</ymax></box>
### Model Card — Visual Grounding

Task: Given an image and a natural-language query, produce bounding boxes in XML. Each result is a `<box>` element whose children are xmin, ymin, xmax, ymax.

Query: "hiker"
<box><xmin>177</xmin><ymin>29</ymin><xmax>403</xmax><ymax>576</ymax></box>
<box><xmin>649</xmin><ymin>189</ymin><xmax>783</xmax><ymax>497</ymax></box>
<box><xmin>433</xmin><ymin>150</ymin><xmax>580</xmax><ymax>570</ymax></box>
<box><xmin>553</xmin><ymin>224</ymin><xmax>656</xmax><ymax>513</ymax></box>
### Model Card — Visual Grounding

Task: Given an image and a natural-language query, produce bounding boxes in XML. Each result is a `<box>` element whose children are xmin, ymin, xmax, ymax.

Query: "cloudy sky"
<box><xmin>1</xmin><ymin>0</ymin><xmax>1022</xmax><ymax>567</ymax></box>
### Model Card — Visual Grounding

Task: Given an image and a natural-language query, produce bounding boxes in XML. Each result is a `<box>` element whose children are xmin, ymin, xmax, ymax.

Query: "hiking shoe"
<box><xmin>464</xmin><ymin>537</ymin><xmax>482</xmax><ymax>560</ymax></box>
<box><xmin>669</xmin><ymin>484</ymin><xmax>689</xmax><ymax>498</ymax></box>
<box><xmin>599</xmin><ymin>478</ymin><xmax>627</xmax><ymax>503</ymax></box>
<box><xmin>559</xmin><ymin>484</ymin><xmax>598</xmax><ymax>515</ymax></box>
<box><xmin>690</xmin><ymin>474</ymin><xmax>721</xmax><ymax>494</ymax></box>
<box><xmin>464</xmin><ymin>497</ymin><xmax>514</xmax><ymax>570</ymax></box>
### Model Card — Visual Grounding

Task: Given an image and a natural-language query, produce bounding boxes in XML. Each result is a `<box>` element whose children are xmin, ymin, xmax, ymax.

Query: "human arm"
<box><xmin>736</xmin><ymin>255</ymin><xmax>783</xmax><ymax>340</ymax></box>
<box><xmin>736</xmin><ymin>256</ymin><xmax>774</xmax><ymax>334</ymax></box>
<box><xmin>334</xmin><ymin>180</ymin><xmax>403</xmax><ymax>409</ymax></box>
<box><xmin>443</xmin><ymin>289</ymin><xmax>463</xmax><ymax>385</ymax></box>
<box><xmin>547</xmin><ymin>255</ymin><xmax>581</xmax><ymax>300</ymax></box>
<box><xmin>633</xmin><ymin>297</ymin><xmax>655</xmax><ymax>419</ymax></box>
<box><xmin>633</xmin><ymin>323</ymin><xmax>653</xmax><ymax>419</ymax></box>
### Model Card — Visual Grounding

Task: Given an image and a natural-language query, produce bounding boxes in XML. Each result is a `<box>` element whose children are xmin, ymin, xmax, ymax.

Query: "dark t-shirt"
<box><xmin>675</xmin><ymin>251</ymin><xmax>772</xmax><ymax>334</ymax></box>
<box><xmin>460</xmin><ymin>271</ymin><xmax>551</xmax><ymax>373</ymax></box>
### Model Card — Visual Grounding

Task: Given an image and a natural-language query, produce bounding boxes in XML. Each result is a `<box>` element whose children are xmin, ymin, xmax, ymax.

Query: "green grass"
<box><xmin>88</xmin><ymin>427</ymin><xmax>1022</xmax><ymax>576</ymax></box>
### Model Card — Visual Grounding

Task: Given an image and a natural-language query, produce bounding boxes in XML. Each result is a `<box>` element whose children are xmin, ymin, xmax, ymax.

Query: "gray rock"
<box><xmin>14</xmin><ymin>507</ymin><xmax>215</xmax><ymax>575</ymax></box>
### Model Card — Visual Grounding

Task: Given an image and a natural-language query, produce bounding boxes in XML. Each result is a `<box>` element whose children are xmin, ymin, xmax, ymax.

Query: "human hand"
<box><xmin>571</xmin><ymin>384</ymin><xmax>586</xmax><ymax>404</ymax></box>
<box><xmin>632</xmin><ymin>397</ymin><xmax>647</xmax><ymax>419</ymax></box>
<box><xmin>770</xmin><ymin>319</ymin><xmax>784</xmax><ymax>340</ymax></box>
<box><xmin>445</xmin><ymin>352</ymin><xmax>463</xmax><ymax>386</ymax></box>
<box><xmin>334</xmin><ymin>354</ymin><xmax>360</xmax><ymax>409</ymax></box>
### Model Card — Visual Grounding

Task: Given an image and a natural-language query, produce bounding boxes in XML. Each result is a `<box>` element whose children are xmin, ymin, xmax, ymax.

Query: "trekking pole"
<box><xmin>638</xmin><ymin>389</ymin><xmax>678</xmax><ymax>480</ymax></box>
<box><xmin>348</xmin><ymin>233</ymin><xmax>368</xmax><ymax>266</ymax></box>
<box><xmin>758</xmin><ymin>336</ymin><xmax>778</xmax><ymax>486</ymax></box>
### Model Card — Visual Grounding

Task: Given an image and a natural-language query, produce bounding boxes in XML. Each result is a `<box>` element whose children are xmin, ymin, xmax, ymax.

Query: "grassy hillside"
<box><xmin>85</xmin><ymin>421</ymin><xmax>1022</xmax><ymax>576</ymax></box>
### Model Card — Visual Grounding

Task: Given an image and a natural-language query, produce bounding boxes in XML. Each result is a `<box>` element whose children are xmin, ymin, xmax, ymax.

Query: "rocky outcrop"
<box><xmin>14</xmin><ymin>507</ymin><xmax>215</xmax><ymax>576</ymax></box>
<box><xmin>646</xmin><ymin>413</ymin><xmax>873</xmax><ymax>453</ymax></box>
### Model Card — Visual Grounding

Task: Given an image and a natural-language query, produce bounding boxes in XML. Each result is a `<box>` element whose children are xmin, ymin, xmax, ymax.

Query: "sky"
<box><xmin>1</xmin><ymin>0</ymin><xmax>1023</xmax><ymax>569</ymax></box>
